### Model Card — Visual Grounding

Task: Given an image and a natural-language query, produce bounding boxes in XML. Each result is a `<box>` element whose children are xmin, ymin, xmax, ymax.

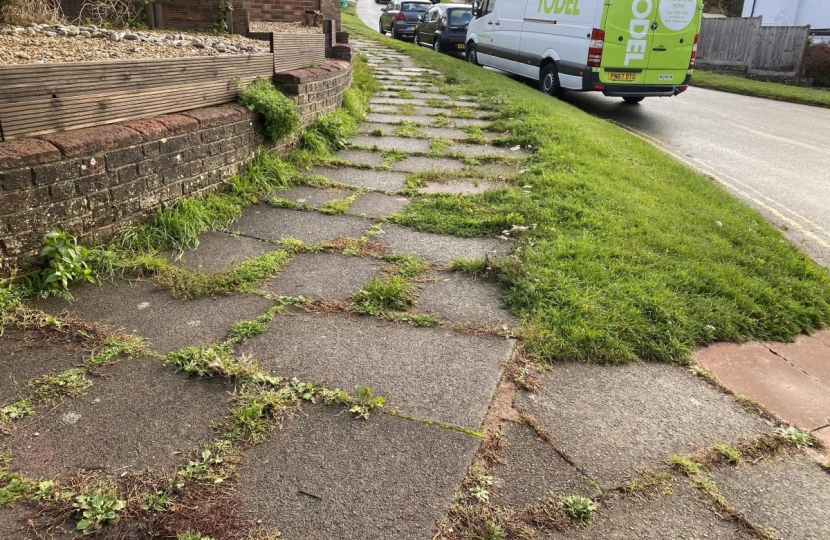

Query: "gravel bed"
<box><xmin>248</xmin><ymin>21</ymin><xmax>323</xmax><ymax>34</ymax></box>
<box><xmin>0</xmin><ymin>23</ymin><xmax>270</xmax><ymax>64</ymax></box>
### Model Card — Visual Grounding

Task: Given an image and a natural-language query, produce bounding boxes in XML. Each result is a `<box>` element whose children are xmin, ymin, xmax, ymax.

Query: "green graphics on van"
<box><xmin>599</xmin><ymin>0</ymin><xmax>702</xmax><ymax>86</ymax></box>
<box><xmin>537</xmin><ymin>0</ymin><xmax>581</xmax><ymax>16</ymax></box>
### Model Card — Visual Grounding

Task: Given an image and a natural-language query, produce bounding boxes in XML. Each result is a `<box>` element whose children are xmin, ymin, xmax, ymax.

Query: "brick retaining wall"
<box><xmin>0</xmin><ymin>60</ymin><xmax>352</xmax><ymax>276</ymax></box>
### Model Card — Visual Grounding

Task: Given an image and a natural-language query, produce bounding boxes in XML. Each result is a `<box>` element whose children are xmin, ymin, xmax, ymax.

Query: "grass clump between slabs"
<box><xmin>351</xmin><ymin>276</ymin><xmax>412</xmax><ymax>315</ymax></box>
<box><xmin>343</xmin><ymin>11</ymin><xmax>830</xmax><ymax>364</ymax></box>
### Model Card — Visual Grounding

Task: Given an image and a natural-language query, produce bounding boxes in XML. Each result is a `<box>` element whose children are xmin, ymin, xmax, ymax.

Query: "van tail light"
<box><xmin>396</xmin><ymin>11</ymin><xmax>405</xmax><ymax>20</ymax></box>
<box><xmin>689</xmin><ymin>33</ymin><xmax>699</xmax><ymax>68</ymax></box>
<box><xmin>587</xmin><ymin>28</ymin><xmax>605</xmax><ymax>67</ymax></box>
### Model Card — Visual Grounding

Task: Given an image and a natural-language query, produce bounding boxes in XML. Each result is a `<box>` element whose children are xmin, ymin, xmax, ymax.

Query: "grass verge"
<box><xmin>344</xmin><ymin>11</ymin><xmax>830</xmax><ymax>364</ymax></box>
<box><xmin>691</xmin><ymin>70</ymin><xmax>830</xmax><ymax>109</ymax></box>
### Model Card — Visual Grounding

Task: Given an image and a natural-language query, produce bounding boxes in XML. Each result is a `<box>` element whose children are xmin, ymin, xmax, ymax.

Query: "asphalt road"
<box><xmin>354</xmin><ymin>0</ymin><xmax>830</xmax><ymax>267</ymax></box>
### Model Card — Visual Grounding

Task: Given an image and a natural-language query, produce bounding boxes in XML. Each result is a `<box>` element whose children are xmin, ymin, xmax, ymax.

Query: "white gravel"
<box><xmin>0</xmin><ymin>23</ymin><xmax>270</xmax><ymax>64</ymax></box>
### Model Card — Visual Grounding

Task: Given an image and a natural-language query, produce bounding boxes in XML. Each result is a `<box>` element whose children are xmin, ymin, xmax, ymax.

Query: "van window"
<box><xmin>484</xmin><ymin>0</ymin><xmax>496</xmax><ymax>15</ymax></box>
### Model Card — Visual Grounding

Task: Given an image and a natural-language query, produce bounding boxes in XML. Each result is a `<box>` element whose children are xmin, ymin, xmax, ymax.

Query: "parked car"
<box><xmin>466</xmin><ymin>0</ymin><xmax>702</xmax><ymax>102</ymax></box>
<box><xmin>379</xmin><ymin>0</ymin><xmax>433</xmax><ymax>40</ymax></box>
<box><xmin>415</xmin><ymin>3</ymin><xmax>473</xmax><ymax>53</ymax></box>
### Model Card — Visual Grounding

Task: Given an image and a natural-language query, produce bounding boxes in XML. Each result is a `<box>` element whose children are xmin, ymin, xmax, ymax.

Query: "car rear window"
<box><xmin>447</xmin><ymin>8</ymin><xmax>472</xmax><ymax>25</ymax></box>
<box><xmin>401</xmin><ymin>2</ymin><xmax>430</xmax><ymax>11</ymax></box>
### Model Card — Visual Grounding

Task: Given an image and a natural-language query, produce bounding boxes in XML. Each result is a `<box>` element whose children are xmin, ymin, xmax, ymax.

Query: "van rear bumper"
<box><xmin>581</xmin><ymin>71</ymin><xmax>692</xmax><ymax>96</ymax></box>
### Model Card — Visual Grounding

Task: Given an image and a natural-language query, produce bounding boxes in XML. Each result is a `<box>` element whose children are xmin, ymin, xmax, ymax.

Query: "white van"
<box><xmin>466</xmin><ymin>0</ymin><xmax>704</xmax><ymax>102</ymax></box>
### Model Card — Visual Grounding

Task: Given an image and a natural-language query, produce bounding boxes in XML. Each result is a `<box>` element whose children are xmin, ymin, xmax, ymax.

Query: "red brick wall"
<box><xmin>0</xmin><ymin>61</ymin><xmax>352</xmax><ymax>275</ymax></box>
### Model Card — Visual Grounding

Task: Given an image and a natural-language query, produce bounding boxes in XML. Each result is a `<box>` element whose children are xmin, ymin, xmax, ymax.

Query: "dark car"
<box><xmin>379</xmin><ymin>0</ymin><xmax>433</xmax><ymax>40</ymax></box>
<box><xmin>415</xmin><ymin>3</ymin><xmax>472</xmax><ymax>53</ymax></box>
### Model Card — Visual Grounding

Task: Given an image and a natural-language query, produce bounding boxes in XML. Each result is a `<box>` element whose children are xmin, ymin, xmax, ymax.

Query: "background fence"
<box><xmin>697</xmin><ymin>16</ymin><xmax>812</xmax><ymax>76</ymax></box>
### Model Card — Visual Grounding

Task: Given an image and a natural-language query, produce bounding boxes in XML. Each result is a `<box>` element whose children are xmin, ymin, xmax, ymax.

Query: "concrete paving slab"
<box><xmin>259</xmin><ymin>252</ymin><xmax>381</xmax><ymax>300</ymax></box>
<box><xmin>379</xmin><ymin>85</ymin><xmax>441</xmax><ymax>94</ymax></box>
<box><xmin>551</xmin><ymin>479</ymin><xmax>749</xmax><ymax>540</ymax></box>
<box><xmin>7</xmin><ymin>357</ymin><xmax>232</xmax><ymax>478</ymax></box>
<box><xmin>271</xmin><ymin>185</ymin><xmax>352</xmax><ymax>208</ymax></box>
<box><xmin>348</xmin><ymin>135</ymin><xmax>432</xmax><ymax>153</ymax></box>
<box><xmin>240</xmin><ymin>312</ymin><xmax>512</xmax><ymax>428</ymax></box>
<box><xmin>346</xmin><ymin>192</ymin><xmax>411</xmax><ymax>218</ymax></box>
<box><xmin>809</xmin><ymin>329</ymin><xmax>830</xmax><ymax>347</ymax></box>
<box><xmin>390</xmin><ymin>156</ymin><xmax>467</xmax><ymax>173</ymax></box>
<box><xmin>414</xmin><ymin>272</ymin><xmax>517</xmax><ymax>328</ymax></box>
<box><xmin>418</xmin><ymin>180</ymin><xmax>504</xmax><ymax>195</ymax></box>
<box><xmin>711</xmin><ymin>456</ymin><xmax>830</xmax><ymax>540</ymax></box>
<box><xmin>694</xmin><ymin>342</ymin><xmax>830</xmax><ymax>430</ymax></box>
<box><xmin>515</xmin><ymin>363</ymin><xmax>769</xmax><ymax>489</ymax></box>
<box><xmin>370</xmin><ymin>98</ymin><xmax>478</xmax><ymax>109</ymax></box>
<box><xmin>310</xmin><ymin>166</ymin><xmax>407</xmax><ymax>192</ymax></box>
<box><xmin>0</xmin><ymin>327</ymin><xmax>86</xmax><ymax>405</ymax></box>
<box><xmin>167</xmin><ymin>231</ymin><xmax>278</xmax><ymax>273</ymax></box>
<box><xmin>331</xmin><ymin>149</ymin><xmax>387</xmax><ymax>166</ymax></box>
<box><xmin>35</xmin><ymin>280</ymin><xmax>273</xmax><ymax>354</ymax></box>
<box><xmin>815</xmin><ymin>426</ymin><xmax>830</xmax><ymax>445</ymax></box>
<box><xmin>765</xmin><ymin>334</ymin><xmax>830</xmax><ymax>387</ymax></box>
<box><xmin>491</xmin><ymin>422</ymin><xmax>598</xmax><ymax>510</ymax></box>
<box><xmin>232</xmin><ymin>205</ymin><xmax>371</xmax><ymax>245</ymax></box>
<box><xmin>374</xmin><ymin>224</ymin><xmax>511</xmax><ymax>266</ymax></box>
<box><xmin>235</xmin><ymin>405</ymin><xmax>479</xmax><ymax>540</ymax></box>
<box><xmin>366</xmin><ymin>113</ymin><xmax>436</xmax><ymax>125</ymax></box>
<box><xmin>448</xmin><ymin>142</ymin><xmax>528</xmax><ymax>158</ymax></box>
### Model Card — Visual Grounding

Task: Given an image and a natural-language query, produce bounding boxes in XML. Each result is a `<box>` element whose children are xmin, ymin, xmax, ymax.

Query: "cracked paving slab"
<box><xmin>0</xmin><ymin>327</ymin><xmax>88</xmax><ymax>405</ymax></box>
<box><xmin>413</xmin><ymin>272</ymin><xmax>517</xmax><ymax>328</ymax></box>
<box><xmin>370</xmin><ymin>97</ymin><xmax>479</xmax><ymax>109</ymax></box>
<box><xmin>348</xmin><ymin>135</ymin><xmax>433</xmax><ymax>153</ymax></box>
<box><xmin>548</xmin><ymin>477</ymin><xmax>752</xmax><ymax>539</ymax></box>
<box><xmin>374</xmin><ymin>223</ymin><xmax>510</xmax><ymax>266</ymax></box>
<box><xmin>271</xmin><ymin>185</ymin><xmax>353</xmax><ymax>209</ymax></box>
<box><xmin>166</xmin><ymin>231</ymin><xmax>279</xmax><ymax>274</ymax></box>
<box><xmin>515</xmin><ymin>362</ymin><xmax>770</xmax><ymax>490</ymax></box>
<box><xmin>346</xmin><ymin>192</ymin><xmax>411</xmax><ymax>218</ymax></box>
<box><xmin>358</xmin><ymin>123</ymin><xmax>497</xmax><ymax>141</ymax></box>
<box><xmin>366</xmin><ymin>113</ymin><xmax>491</xmax><ymax>128</ymax></box>
<box><xmin>235</xmin><ymin>405</ymin><xmax>479</xmax><ymax>540</ymax></box>
<box><xmin>5</xmin><ymin>356</ymin><xmax>233</xmax><ymax>478</ymax></box>
<box><xmin>239</xmin><ymin>311</ymin><xmax>514</xmax><ymax>428</ymax></box>
<box><xmin>232</xmin><ymin>205</ymin><xmax>371</xmax><ymax>244</ymax></box>
<box><xmin>259</xmin><ymin>252</ymin><xmax>382</xmax><ymax>300</ymax></box>
<box><xmin>330</xmin><ymin>149</ymin><xmax>387</xmax><ymax>166</ymax></box>
<box><xmin>709</xmin><ymin>455</ymin><xmax>830</xmax><ymax>540</ymax></box>
<box><xmin>310</xmin><ymin>166</ymin><xmax>407</xmax><ymax>192</ymax></box>
<box><xmin>418</xmin><ymin>179</ymin><xmax>506</xmax><ymax>195</ymax></box>
<box><xmin>491</xmin><ymin>421</ymin><xmax>599</xmax><ymax>510</ymax></box>
<box><xmin>34</xmin><ymin>280</ymin><xmax>273</xmax><ymax>354</ymax></box>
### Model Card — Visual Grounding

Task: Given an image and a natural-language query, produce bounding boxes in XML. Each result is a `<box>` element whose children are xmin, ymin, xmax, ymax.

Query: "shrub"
<box><xmin>0</xmin><ymin>0</ymin><xmax>62</xmax><ymax>24</ymax></box>
<box><xmin>238</xmin><ymin>78</ymin><xmax>300</xmax><ymax>142</ymax></box>
<box><xmin>804</xmin><ymin>43</ymin><xmax>830</xmax><ymax>88</ymax></box>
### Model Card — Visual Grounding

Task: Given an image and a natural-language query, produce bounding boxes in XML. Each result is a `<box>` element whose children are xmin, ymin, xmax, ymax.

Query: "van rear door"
<box><xmin>599</xmin><ymin>0</ymin><xmax>700</xmax><ymax>86</ymax></box>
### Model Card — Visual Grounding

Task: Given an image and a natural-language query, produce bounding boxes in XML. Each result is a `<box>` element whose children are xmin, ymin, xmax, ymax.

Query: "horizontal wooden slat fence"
<box><xmin>0</xmin><ymin>54</ymin><xmax>274</xmax><ymax>141</ymax></box>
<box><xmin>272</xmin><ymin>34</ymin><xmax>328</xmax><ymax>73</ymax></box>
<box><xmin>697</xmin><ymin>17</ymin><xmax>811</xmax><ymax>76</ymax></box>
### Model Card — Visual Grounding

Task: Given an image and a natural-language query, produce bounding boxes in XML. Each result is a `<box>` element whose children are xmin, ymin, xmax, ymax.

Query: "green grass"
<box><xmin>691</xmin><ymin>71</ymin><xmax>830</xmax><ymax>109</ymax></box>
<box><xmin>344</xmin><ymin>12</ymin><xmax>830</xmax><ymax>364</ymax></box>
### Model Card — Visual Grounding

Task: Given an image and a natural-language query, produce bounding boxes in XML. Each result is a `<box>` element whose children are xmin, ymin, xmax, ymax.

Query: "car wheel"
<box><xmin>379</xmin><ymin>22</ymin><xmax>384</xmax><ymax>34</ymax></box>
<box><xmin>391</xmin><ymin>25</ymin><xmax>398</xmax><ymax>40</ymax></box>
<box><xmin>539</xmin><ymin>63</ymin><xmax>562</xmax><ymax>97</ymax></box>
<box><xmin>433</xmin><ymin>35</ymin><xmax>442</xmax><ymax>53</ymax></box>
<box><xmin>466</xmin><ymin>41</ymin><xmax>478</xmax><ymax>65</ymax></box>
<box><xmin>623</xmin><ymin>96</ymin><xmax>645</xmax><ymax>104</ymax></box>
<box><xmin>415</xmin><ymin>30</ymin><xmax>421</xmax><ymax>46</ymax></box>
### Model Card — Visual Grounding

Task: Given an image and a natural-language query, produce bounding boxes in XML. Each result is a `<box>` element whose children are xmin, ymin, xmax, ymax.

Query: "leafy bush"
<box><xmin>238</xmin><ymin>78</ymin><xmax>300</xmax><ymax>142</ymax></box>
<box><xmin>804</xmin><ymin>43</ymin><xmax>830</xmax><ymax>87</ymax></box>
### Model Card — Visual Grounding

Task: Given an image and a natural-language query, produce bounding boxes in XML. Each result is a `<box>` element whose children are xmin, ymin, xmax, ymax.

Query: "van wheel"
<box><xmin>433</xmin><ymin>35</ymin><xmax>442</xmax><ymax>53</ymax></box>
<box><xmin>623</xmin><ymin>96</ymin><xmax>645</xmax><ymax>104</ymax></box>
<box><xmin>466</xmin><ymin>42</ymin><xmax>478</xmax><ymax>65</ymax></box>
<box><xmin>539</xmin><ymin>63</ymin><xmax>562</xmax><ymax>97</ymax></box>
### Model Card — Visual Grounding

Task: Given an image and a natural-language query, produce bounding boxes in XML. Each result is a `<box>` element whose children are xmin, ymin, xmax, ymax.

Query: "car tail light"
<box><xmin>587</xmin><ymin>28</ymin><xmax>604</xmax><ymax>67</ymax></box>
<box><xmin>689</xmin><ymin>33</ymin><xmax>699</xmax><ymax>68</ymax></box>
<box><xmin>396</xmin><ymin>11</ymin><xmax>405</xmax><ymax>20</ymax></box>
<box><xmin>677</xmin><ymin>85</ymin><xmax>688</xmax><ymax>93</ymax></box>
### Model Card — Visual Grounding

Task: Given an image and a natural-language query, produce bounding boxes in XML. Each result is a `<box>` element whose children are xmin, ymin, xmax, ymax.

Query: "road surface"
<box><xmin>354</xmin><ymin>0</ymin><xmax>830</xmax><ymax>267</ymax></box>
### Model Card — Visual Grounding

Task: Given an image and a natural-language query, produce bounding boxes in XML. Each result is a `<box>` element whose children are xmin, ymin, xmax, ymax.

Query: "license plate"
<box><xmin>607</xmin><ymin>72</ymin><xmax>637</xmax><ymax>82</ymax></box>
<box><xmin>457</xmin><ymin>43</ymin><xmax>465</xmax><ymax>50</ymax></box>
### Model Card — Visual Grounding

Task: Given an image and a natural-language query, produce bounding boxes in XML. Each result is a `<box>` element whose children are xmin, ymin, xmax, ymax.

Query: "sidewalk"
<box><xmin>1</xmin><ymin>39</ymin><xmax>828</xmax><ymax>540</ymax></box>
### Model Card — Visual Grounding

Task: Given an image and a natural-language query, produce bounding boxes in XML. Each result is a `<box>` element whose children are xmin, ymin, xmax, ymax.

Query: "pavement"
<box><xmin>1</xmin><ymin>31</ymin><xmax>829</xmax><ymax>540</ymax></box>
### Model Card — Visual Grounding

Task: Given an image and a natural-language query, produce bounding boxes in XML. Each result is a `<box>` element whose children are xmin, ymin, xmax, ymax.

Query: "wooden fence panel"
<box><xmin>697</xmin><ymin>16</ymin><xmax>810</xmax><ymax>76</ymax></box>
<box><xmin>272</xmin><ymin>34</ymin><xmax>327</xmax><ymax>73</ymax></box>
<box><xmin>0</xmin><ymin>54</ymin><xmax>274</xmax><ymax>141</ymax></box>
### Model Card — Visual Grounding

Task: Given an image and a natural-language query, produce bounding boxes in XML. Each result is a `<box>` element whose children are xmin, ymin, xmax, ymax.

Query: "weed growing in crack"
<box><xmin>25</xmin><ymin>230</ymin><xmax>95</xmax><ymax>294</ymax></box>
<box><xmin>623</xmin><ymin>470</ymin><xmax>673</xmax><ymax>498</ymax></box>
<box><xmin>561</xmin><ymin>495</ymin><xmax>598</xmax><ymax>523</ymax></box>
<box><xmin>385</xmin><ymin>312</ymin><xmax>439</xmax><ymax>327</ymax></box>
<box><xmin>713</xmin><ymin>442</ymin><xmax>743</xmax><ymax>466</ymax></box>
<box><xmin>0</xmin><ymin>400</ymin><xmax>34</xmax><ymax>424</ymax></box>
<box><xmin>319</xmin><ymin>197</ymin><xmax>355</xmax><ymax>215</ymax></box>
<box><xmin>228</xmin><ymin>320</ymin><xmax>267</xmax><ymax>341</ymax></box>
<box><xmin>351</xmin><ymin>276</ymin><xmax>412</xmax><ymax>315</ymax></box>
<box><xmin>449</xmin><ymin>257</ymin><xmax>488</xmax><ymax>275</ymax></box>
<box><xmin>29</xmin><ymin>368</ymin><xmax>92</xmax><ymax>400</ymax></box>
<box><xmin>775</xmin><ymin>426</ymin><xmax>814</xmax><ymax>448</ymax></box>
<box><xmin>425</xmin><ymin>98</ymin><xmax>445</xmax><ymax>108</ymax></box>
<box><xmin>350</xmin><ymin>385</ymin><xmax>386</xmax><ymax>420</ymax></box>
<box><xmin>394</xmin><ymin>122</ymin><xmax>423</xmax><ymax>138</ymax></box>
<box><xmin>228</xmin><ymin>152</ymin><xmax>295</xmax><ymax>199</ymax></box>
<box><xmin>73</xmin><ymin>489</ymin><xmax>126</xmax><ymax>534</ymax></box>
<box><xmin>428</xmin><ymin>137</ymin><xmax>452</xmax><ymax>156</ymax></box>
<box><xmin>399</xmin><ymin>103</ymin><xmax>416</xmax><ymax>115</ymax></box>
<box><xmin>396</xmin><ymin>89</ymin><xmax>414</xmax><ymax>99</ymax></box>
<box><xmin>382</xmin><ymin>254</ymin><xmax>431</xmax><ymax>278</ymax></box>
<box><xmin>268</xmin><ymin>197</ymin><xmax>312</xmax><ymax>211</ymax></box>
<box><xmin>85</xmin><ymin>335</ymin><xmax>144</xmax><ymax>368</ymax></box>
<box><xmin>669</xmin><ymin>454</ymin><xmax>701</xmax><ymax>476</ymax></box>
<box><xmin>455</xmin><ymin>107</ymin><xmax>478</xmax><ymax>119</ymax></box>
